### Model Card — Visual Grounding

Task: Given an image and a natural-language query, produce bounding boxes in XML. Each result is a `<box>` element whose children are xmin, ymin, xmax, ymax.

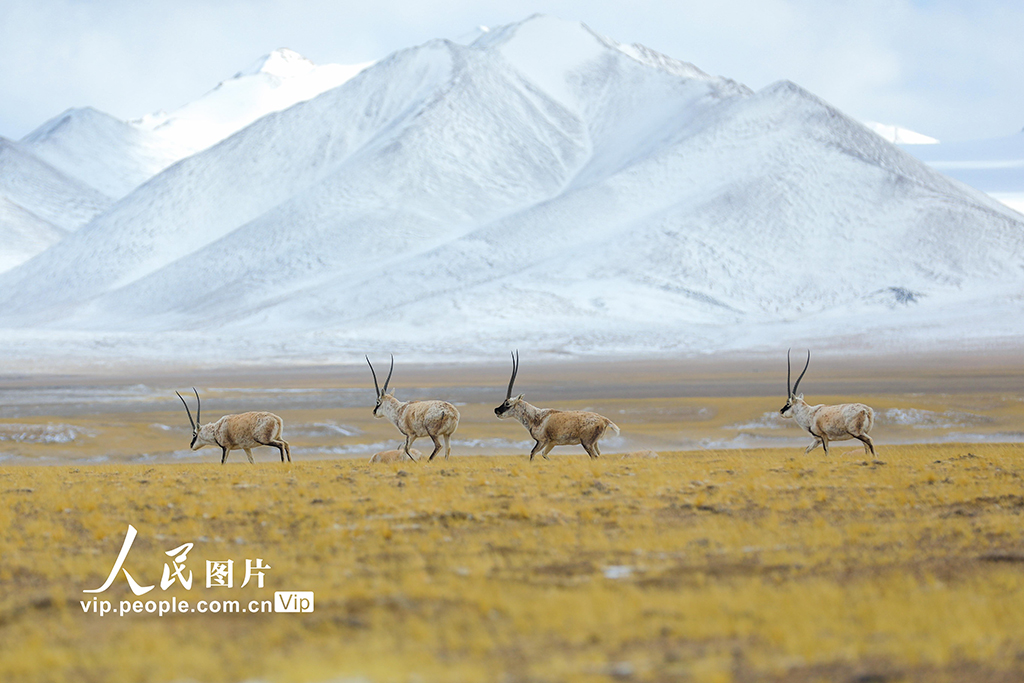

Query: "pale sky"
<box><xmin>1</xmin><ymin>0</ymin><xmax>1021</xmax><ymax>143</ymax></box>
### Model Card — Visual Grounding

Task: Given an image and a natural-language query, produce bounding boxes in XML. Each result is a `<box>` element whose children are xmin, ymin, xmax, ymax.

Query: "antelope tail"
<box><xmin>606</xmin><ymin>420</ymin><xmax>620</xmax><ymax>436</ymax></box>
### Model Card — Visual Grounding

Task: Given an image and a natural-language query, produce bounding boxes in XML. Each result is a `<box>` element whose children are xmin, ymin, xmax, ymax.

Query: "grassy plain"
<box><xmin>2</xmin><ymin>444</ymin><xmax>1024</xmax><ymax>683</ymax></box>
<box><xmin>2</xmin><ymin>356</ymin><xmax>1024</xmax><ymax>682</ymax></box>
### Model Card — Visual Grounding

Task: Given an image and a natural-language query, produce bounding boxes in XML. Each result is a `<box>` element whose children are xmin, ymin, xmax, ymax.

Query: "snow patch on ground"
<box><xmin>726</xmin><ymin>412</ymin><xmax>788</xmax><ymax>430</ymax></box>
<box><xmin>0</xmin><ymin>423</ymin><xmax>95</xmax><ymax>444</ymax></box>
<box><xmin>879</xmin><ymin>408</ymin><xmax>991</xmax><ymax>429</ymax></box>
<box><xmin>290</xmin><ymin>422</ymin><xmax>362</xmax><ymax>438</ymax></box>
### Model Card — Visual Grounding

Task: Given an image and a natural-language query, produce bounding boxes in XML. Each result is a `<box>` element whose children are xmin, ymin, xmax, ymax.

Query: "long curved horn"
<box><xmin>505</xmin><ymin>350</ymin><xmax>519</xmax><ymax>399</ymax></box>
<box><xmin>786</xmin><ymin>348</ymin><xmax>792</xmax><ymax>397</ymax></box>
<box><xmin>193</xmin><ymin>387</ymin><xmax>201</xmax><ymax>426</ymax></box>
<box><xmin>792</xmin><ymin>350</ymin><xmax>811</xmax><ymax>396</ymax></box>
<box><xmin>366</xmin><ymin>355</ymin><xmax>380</xmax><ymax>396</ymax></box>
<box><xmin>383</xmin><ymin>354</ymin><xmax>394</xmax><ymax>393</ymax></box>
<box><xmin>176</xmin><ymin>391</ymin><xmax>195</xmax><ymax>431</ymax></box>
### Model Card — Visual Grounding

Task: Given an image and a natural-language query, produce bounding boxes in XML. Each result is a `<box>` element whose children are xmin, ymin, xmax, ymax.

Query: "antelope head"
<box><xmin>366</xmin><ymin>354</ymin><xmax>395</xmax><ymax>418</ymax></box>
<box><xmin>494</xmin><ymin>350</ymin><xmax>524</xmax><ymax>418</ymax></box>
<box><xmin>177</xmin><ymin>388</ymin><xmax>214</xmax><ymax>450</ymax></box>
<box><xmin>780</xmin><ymin>349</ymin><xmax>810</xmax><ymax>417</ymax></box>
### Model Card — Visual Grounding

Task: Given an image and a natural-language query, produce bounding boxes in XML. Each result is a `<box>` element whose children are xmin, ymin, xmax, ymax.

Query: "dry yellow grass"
<box><xmin>2</xmin><ymin>443</ymin><xmax>1024</xmax><ymax>682</ymax></box>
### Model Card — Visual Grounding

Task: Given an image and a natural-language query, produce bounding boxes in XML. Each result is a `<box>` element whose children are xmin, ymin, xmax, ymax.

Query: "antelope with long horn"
<box><xmin>780</xmin><ymin>350</ymin><xmax>876</xmax><ymax>457</ymax></box>
<box><xmin>176</xmin><ymin>388</ymin><xmax>291</xmax><ymax>464</ymax></box>
<box><xmin>366</xmin><ymin>355</ymin><xmax>460</xmax><ymax>462</ymax></box>
<box><xmin>494</xmin><ymin>351</ymin><xmax>620</xmax><ymax>461</ymax></box>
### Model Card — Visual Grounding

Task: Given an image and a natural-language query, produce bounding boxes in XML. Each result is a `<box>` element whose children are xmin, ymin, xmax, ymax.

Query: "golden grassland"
<box><xmin>2</xmin><ymin>444</ymin><xmax>1024</xmax><ymax>683</ymax></box>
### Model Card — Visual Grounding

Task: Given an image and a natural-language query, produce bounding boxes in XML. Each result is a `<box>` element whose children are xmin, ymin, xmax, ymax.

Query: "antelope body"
<box><xmin>177</xmin><ymin>389</ymin><xmax>291</xmax><ymax>464</ymax></box>
<box><xmin>780</xmin><ymin>351</ymin><xmax>876</xmax><ymax>457</ymax></box>
<box><xmin>367</xmin><ymin>356</ymin><xmax>460</xmax><ymax>461</ymax></box>
<box><xmin>494</xmin><ymin>351</ymin><xmax>620</xmax><ymax>461</ymax></box>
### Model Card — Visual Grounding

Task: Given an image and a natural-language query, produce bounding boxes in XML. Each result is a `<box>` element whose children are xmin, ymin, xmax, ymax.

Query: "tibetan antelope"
<box><xmin>780</xmin><ymin>350</ymin><xmax>876</xmax><ymax>457</ymax></box>
<box><xmin>494</xmin><ymin>351</ymin><xmax>620</xmax><ymax>461</ymax></box>
<box><xmin>369</xmin><ymin>447</ymin><xmax>422</xmax><ymax>463</ymax></box>
<box><xmin>366</xmin><ymin>355</ymin><xmax>460</xmax><ymax>461</ymax></box>
<box><xmin>176</xmin><ymin>388</ymin><xmax>291</xmax><ymax>464</ymax></box>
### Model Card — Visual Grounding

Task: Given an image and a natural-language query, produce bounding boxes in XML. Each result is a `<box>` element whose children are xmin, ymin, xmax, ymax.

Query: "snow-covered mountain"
<box><xmin>0</xmin><ymin>137</ymin><xmax>112</xmax><ymax>272</ymax></box>
<box><xmin>0</xmin><ymin>48</ymin><xmax>375</xmax><ymax>276</ymax></box>
<box><xmin>0</xmin><ymin>15</ymin><xmax>1022</xmax><ymax>367</ymax></box>
<box><xmin>133</xmin><ymin>48</ymin><xmax>373</xmax><ymax>156</ymax></box>
<box><xmin>16</xmin><ymin>49</ymin><xmax>373</xmax><ymax>201</ymax></box>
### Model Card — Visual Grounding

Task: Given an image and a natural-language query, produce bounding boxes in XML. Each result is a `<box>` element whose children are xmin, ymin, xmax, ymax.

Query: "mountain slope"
<box><xmin>0</xmin><ymin>137</ymin><xmax>111</xmax><ymax>271</ymax></box>
<box><xmin>19</xmin><ymin>107</ymin><xmax>190</xmax><ymax>199</ymax></box>
<box><xmin>0</xmin><ymin>195</ymin><xmax>68</xmax><ymax>273</ymax></box>
<box><xmin>0</xmin><ymin>137</ymin><xmax>112</xmax><ymax>230</ymax></box>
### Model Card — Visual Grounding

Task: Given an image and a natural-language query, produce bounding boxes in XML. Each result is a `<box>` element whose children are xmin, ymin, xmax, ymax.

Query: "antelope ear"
<box><xmin>797</xmin><ymin>393</ymin><xmax>804</xmax><ymax>400</ymax></box>
<box><xmin>516</xmin><ymin>394</ymin><xmax>524</xmax><ymax>401</ymax></box>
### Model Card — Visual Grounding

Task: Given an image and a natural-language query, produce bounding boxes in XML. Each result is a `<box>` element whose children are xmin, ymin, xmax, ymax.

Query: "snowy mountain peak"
<box><xmin>616</xmin><ymin>43</ymin><xmax>716</xmax><ymax>82</ymax></box>
<box><xmin>474</xmin><ymin>14</ymin><xmax>606</xmax><ymax>63</ymax></box>
<box><xmin>236</xmin><ymin>48</ymin><xmax>317</xmax><ymax>79</ymax></box>
<box><xmin>134</xmin><ymin>50</ymin><xmax>374</xmax><ymax>155</ymax></box>
<box><xmin>493</xmin><ymin>17</ymin><xmax>608</xmax><ymax>108</ymax></box>
<box><xmin>470</xmin><ymin>14</ymin><xmax>721</xmax><ymax>113</ymax></box>
<box><xmin>19</xmin><ymin>106</ymin><xmax>190</xmax><ymax>198</ymax></box>
<box><xmin>453</xmin><ymin>25</ymin><xmax>492</xmax><ymax>45</ymax></box>
<box><xmin>473</xmin><ymin>14</ymin><xmax>735</xmax><ymax>106</ymax></box>
<box><xmin>21</xmin><ymin>107</ymin><xmax>121</xmax><ymax>145</ymax></box>
<box><xmin>864</xmin><ymin>121</ymin><xmax>939</xmax><ymax>145</ymax></box>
